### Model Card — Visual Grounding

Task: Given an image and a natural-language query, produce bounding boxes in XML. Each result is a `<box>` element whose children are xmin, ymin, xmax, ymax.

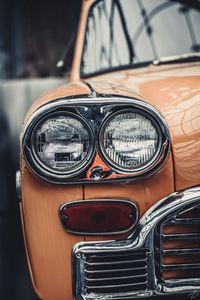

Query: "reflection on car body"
<box><xmin>18</xmin><ymin>1</ymin><xmax>200</xmax><ymax>300</ymax></box>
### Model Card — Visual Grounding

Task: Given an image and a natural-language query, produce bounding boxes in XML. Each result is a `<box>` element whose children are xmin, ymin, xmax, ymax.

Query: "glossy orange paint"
<box><xmin>20</xmin><ymin>163</ymin><xmax>84</xmax><ymax>300</ymax></box>
<box><xmin>19</xmin><ymin>1</ymin><xmax>200</xmax><ymax>300</ymax></box>
<box><xmin>86</xmin><ymin>62</ymin><xmax>200</xmax><ymax>190</ymax></box>
<box><xmin>24</xmin><ymin>81</ymin><xmax>91</xmax><ymax>123</ymax></box>
<box><xmin>20</xmin><ymin>122</ymin><xmax>174</xmax><ymax>300</ymax></box>
<box><xmin>20</xmin><ymin>157</ymin><xmax>174</xmax><ymax>300</ymax></box>
<box><xmin>84</xmin><ymin>154</ymin><xmax>174</xmax><ymax>242</ymax></box>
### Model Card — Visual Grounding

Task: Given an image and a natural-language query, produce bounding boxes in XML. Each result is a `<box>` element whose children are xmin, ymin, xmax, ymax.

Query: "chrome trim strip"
<box><xmin>22</xmin><ymin>95</ymin><xmax>170</xmax><ymax>184</ymax></box>
<box><xmin>16</xmin><ymin>170</ymin><xmax>21</xmax><ymax>202</ymax></box>
<box><xmin>22</xmin><ymin>96</ymin><xmax>168</xmax><ymax>131</ymax></box>
<box><xmin>72</xmin><ymin>186</ymin><xmax>200</xmax><ymax>300</ymax></box>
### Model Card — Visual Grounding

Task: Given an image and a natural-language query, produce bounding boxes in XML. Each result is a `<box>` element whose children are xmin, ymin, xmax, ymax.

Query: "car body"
<box><xmin>18</xmin><ymin>1</ymin><xmax>200</xmax><ymax>300</ymax></box>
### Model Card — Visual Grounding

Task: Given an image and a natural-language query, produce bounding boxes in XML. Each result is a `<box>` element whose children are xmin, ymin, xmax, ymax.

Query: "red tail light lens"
<box><xmin>60</xmin><ymin>200</ymin><xmax>138</xmax><ymax>235</ymax></box>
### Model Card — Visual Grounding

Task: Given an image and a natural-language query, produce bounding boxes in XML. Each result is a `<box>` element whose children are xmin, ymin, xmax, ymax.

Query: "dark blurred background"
<box><xmin>0</xmin><ymin>0</ymin><xmax>82</xmax><ymax>79</ymax></box>
<box><xmin>0</xmin><ymin>1</ymin><xmax>81</xmax><ymax>299</ymax></box>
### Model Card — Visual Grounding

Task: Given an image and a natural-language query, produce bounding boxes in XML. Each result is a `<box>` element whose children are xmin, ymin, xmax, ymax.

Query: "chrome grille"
<box><xmin>73</xmin><ymin>187</ymin><xmax>200</xmax><ymax>299</ymax></box>
<box><xmin>84</xmin><ymin>249</ymin><xmax>150</xmax><ymax>294</ymax></box>
<box><xmin>157</xmin><ymin>205</ymin><xmax>200</xmax><ymax>281</ymax></box>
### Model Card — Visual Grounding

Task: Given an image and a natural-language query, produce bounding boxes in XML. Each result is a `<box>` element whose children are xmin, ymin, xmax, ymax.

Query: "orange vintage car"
<box><xmin>18</xmin><ymin>0</ymin><xmax>200</xmax><ymax>300</ymax></box>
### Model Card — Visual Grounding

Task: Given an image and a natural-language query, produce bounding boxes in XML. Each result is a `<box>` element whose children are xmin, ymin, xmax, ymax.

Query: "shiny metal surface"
<box><xmin>157</xmin><ymin>202</ymin><xmax>200</xmax><ymax>283</ymax></box>
<box><xmin>153</xmin><ymin>52</ymin><xmax>200</xmax><ymax>65</ymax></box>
<box><xmin>82</xmin><ymin>249</ymin><xmax>150</xmax><ymax>296</ymax></box>
<box><xmin>16</xmin><ymin>170</ymin><xmax>21</xmax><ymax>202</ymax></box>
<box><xmin>98</xmin><ymin>108</ymin><xmax>163</xmax><ymax>175</ymax></box>
<box><xmin>22</xmin><ymin>95</ymin><xmax>170</xmax><ymax>184</ymax></box>
<box><xmin>72</xmin><ymin>186</ymin><xmax>200</xmax><ymax>299</ymax></box>
<box><xmin>25</xmin><ymin>110</ymin><xmax>96</xmax><ymax>180</ymax></box>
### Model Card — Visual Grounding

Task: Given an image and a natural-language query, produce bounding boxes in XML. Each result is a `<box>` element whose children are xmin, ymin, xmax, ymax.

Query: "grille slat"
<box><xmin>86</xmin><ymin>281</ymin><xmax>148</xmax><ymax>289</ymax></box>
<box><xmin>86</xmin><ymin>273</ymin><xmax>147</xmax><ymax>282</ymax></box>
<box><xmin>86</xmin><ymin>258</ymin><xmax>146</xmax><ymax>266</ymax></box>
<box><xmin>169</xmin><ymin>218</ymin><xmax>200</xmax><ymax>225</ymax></box>
<box><xmin>162</xmin><ymin>233</ymin><xmax>200</xmax><ymax>240</ymax></box>
<box><xmin>84</xmin><ymin>249</ymin><xmax>150</xmax><ymax>294</ymax></box>
<box><xmin>86</xmin><ymin>283</ymin><xmax>148</xmax><ymax>294</ymax></box>
<box><xmin>88</xmin><ymin>251</ymin><xmax>147</xmax><ymax>260</ymax></box>
<box><xmin>162</xmin><ymin>263</ymin><xmax>200</xmax><ymax>270</ymax></box>
<box><xmin>86</xmin><ymin>266</ymin><xmax>147</xmax><ymax>274</ymax></box>
<box><xmin>162</xmin><ymin>248</ymin><xmax>200</xmax><ymax>255</ymax></box>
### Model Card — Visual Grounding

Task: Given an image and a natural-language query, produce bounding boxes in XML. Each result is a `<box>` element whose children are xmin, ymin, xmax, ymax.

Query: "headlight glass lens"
<box><xmin>31</xmin><ymin>113</ymin><xmax>92</xmax><ymax>173</ymax></box>
<box><xmin>100</xmin><ymin>110</ymin><xmax>160</xmax><ymax>171</ymax></box>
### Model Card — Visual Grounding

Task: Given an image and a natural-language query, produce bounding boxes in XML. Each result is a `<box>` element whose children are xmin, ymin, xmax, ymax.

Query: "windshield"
<box><xmin>81</xmin><ymin>0</ymin><xmax>200</xmax><ymax>77</ymax></box>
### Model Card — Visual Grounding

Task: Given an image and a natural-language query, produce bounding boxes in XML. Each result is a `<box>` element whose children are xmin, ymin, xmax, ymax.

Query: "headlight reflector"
<box><xmin>99</xmin><ymin>110</ymin><xmax>161</xmax><ymax>173</ymax></box>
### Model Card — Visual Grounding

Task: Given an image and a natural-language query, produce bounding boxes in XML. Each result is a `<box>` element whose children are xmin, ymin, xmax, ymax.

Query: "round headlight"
<box><xmin>24</xmin><ymin>111</ymin><xmax>95</xmax><ymax>180</ymax></box>
<box><xmin>99</xmin><ymin>109</ymin><xmax>162</xmax><ymax>173</ymax></box>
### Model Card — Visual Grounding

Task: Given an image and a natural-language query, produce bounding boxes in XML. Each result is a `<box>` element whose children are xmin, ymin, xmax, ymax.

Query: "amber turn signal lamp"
<box><xmin>59</xmin><ymin>200</ymin><xmax>138</xmax><ymax>235</ymax></box>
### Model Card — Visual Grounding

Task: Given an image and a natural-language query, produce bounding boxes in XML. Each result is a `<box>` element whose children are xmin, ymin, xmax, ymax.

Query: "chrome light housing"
<box><xmin>99</xmin><ymin>109</ymin><xmax>162</xmax><ymax>174</ymax></box>
<box><xmin>23</xmin><ymin>109</ymin><xmax>95</xmax><ymax>181</ymax></box>
<box><xmin>22</xmin><ymin>96</ymin><xmax>170</xmax><ymax>183</ymax></box>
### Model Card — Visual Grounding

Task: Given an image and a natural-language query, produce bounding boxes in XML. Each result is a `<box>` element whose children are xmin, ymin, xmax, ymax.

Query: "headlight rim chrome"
<box><xmin>22</xmin><ymin>96</ymin><xmax>171</xmax><ymax>184</ymax></box>
<box><xmin>98</xmin><ymin>106</ymin><xmax>170</xmax><ymax>176</ymax></box>
<box><xmin>22</xmin><ymin>109</ymin><xmax>96</xmax><ymax>181</ymax></box>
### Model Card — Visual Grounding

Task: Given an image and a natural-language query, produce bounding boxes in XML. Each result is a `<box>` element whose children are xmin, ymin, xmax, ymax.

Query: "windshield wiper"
<box><xmin>153</xmin><ymin>52</ymin><xmax>200</xmax><ymax>66</ymax></box>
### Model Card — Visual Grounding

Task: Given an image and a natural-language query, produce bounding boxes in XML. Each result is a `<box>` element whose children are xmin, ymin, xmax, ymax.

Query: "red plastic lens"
<box><xmin>60</xmin><ymin>200</ymin><xmax>138</xmax><ymax>235</ymax></box>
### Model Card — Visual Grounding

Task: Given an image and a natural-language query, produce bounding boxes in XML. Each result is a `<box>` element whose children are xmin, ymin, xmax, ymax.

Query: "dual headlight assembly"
<box><xmin>22</xmin><ymin>96</ymin><xmax>170</xmax><ymax>184</ymax></box>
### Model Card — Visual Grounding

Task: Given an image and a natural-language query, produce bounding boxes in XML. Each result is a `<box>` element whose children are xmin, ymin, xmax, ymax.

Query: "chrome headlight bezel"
<box><xmin>98</xmin><ymin>108</ymin><xmax>163</xmax><ymax>175</ymax></box>
<box><xmin>22</xmin><ymin>108</ymin><xmax>96</xmax><ymax>181</ymax></box>
<box><xmin>22</xmin><ymin>96</ymin><xmax>171</xmax><ymax>184</ymax></box>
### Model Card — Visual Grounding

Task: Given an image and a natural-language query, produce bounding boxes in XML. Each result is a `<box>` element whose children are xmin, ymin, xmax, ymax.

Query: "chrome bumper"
<box><xmin>72</xmin><ymin>186</ymin><xmax>200</xmax><ymax>300</ymax></box>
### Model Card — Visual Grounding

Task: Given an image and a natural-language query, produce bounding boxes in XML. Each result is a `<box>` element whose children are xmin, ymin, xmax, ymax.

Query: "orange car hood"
<box><xmin>85</xmin><ymin>62</ymin><xmax>200</xmax><ymax>191</ymax></box>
